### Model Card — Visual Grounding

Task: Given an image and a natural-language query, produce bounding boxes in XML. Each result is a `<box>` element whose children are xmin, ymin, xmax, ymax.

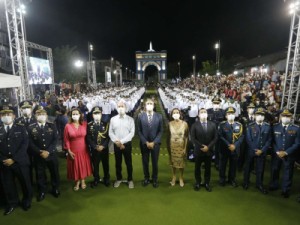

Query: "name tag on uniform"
<box><xmin>274</xmin><ymin>132</ymin><xmax>281</xmax><ymax>134</ymax></box>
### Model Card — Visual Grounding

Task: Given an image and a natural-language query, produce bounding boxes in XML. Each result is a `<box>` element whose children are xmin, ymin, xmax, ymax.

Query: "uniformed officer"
<box><xmin>87</xmin><ymin>106</ymin><xmax>110</xmax><ymax>187</ymax></box>
<box><xmin>243</xmin><ymin>108</ymin><xmax>271</xmax><ymax>194</ymax></box>
<box><xmin>0</xmin><ymin>106</ymin><xmax>32</xmax><ymax>215</ymax></box>
<box><xmin>218</xmin><ymin>107</ymin><xmax>244</xmax><ymax>187</ymax></box>
<box><xmin>207</xmin><ymin>97</ymin><xmax>225</xmax><ymax>170</ymax></box>
<box><xmin>239</xmin><ymin>103</ymin><xmax>256</xmax><ymax>170</ymax></box>
<box><xmin>269</xmin><ymin>109</ymin><xmax>300</xmax><ymax>198</ymax></box>
<box><xmin>28</xmin><ymin>107</ymin><xmax>60</xmax><ymax>202</ymax></box>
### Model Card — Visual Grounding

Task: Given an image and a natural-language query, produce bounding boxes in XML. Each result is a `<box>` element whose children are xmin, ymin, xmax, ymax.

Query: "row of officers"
<box><xmin>0</xmin><ymin>98</ymin><xmax>300</xmax><ymax>216</ymax></box>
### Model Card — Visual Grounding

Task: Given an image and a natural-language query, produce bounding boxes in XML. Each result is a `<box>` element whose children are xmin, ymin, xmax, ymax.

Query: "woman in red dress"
<box><xmin>64</xmin><ymin>108</ymin><xmax>92</xmax><ymax>191</ymax></box>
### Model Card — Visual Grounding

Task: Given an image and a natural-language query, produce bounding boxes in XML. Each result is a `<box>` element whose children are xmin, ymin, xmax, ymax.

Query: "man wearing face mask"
<box><xmin>0</xmin><ymin>106</ymin><xmax>32</xmax><ymax>215</ymax></box>
<box><xmin>207</xmin><ymin>97</ymin><xmax>225</xmax><ymax>170</ymax></box>
<box><xmin>137</xmin><ymin>98</ymin><xmax>163</xmax><ymax>188</ymax></box>
<box><xmin>269</xmin><ymin>109</ymin><xmax>300</xmax><ymax>198</ymax></box>
<box><xmin>243</xmin><ymin>108</ymin><xmax>271</xmax><ymax>194</ymax></box>
<box><xmin>191</xmin><ymin>108</ymin><xmax>218</xmax><ymax>192</ymax></box>
<box><xmin>28</xmin><ymin>106</ymin><xmax>60</xmax><ymax>202</ymax></box>
<box><xmin>219</xmin><ymin>107</ymin><xmax>244</xmax><ymax>187</ymax></box>
<box><xmin>87</xmin><ymin>107</ymin><xmax>110</xmax><ymax>187</ymax></box>
<box><xmin>15</xmin><ymin>101</ymin><xmax>37</xmax><ymax>184</ymax></box>
<box><xmin>109</xmin><ymin>100</ymin><xmax>135</xmax><ymax>189</ymax></box>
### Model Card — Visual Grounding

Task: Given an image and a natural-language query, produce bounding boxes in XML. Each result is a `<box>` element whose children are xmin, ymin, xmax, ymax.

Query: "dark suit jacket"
<box><xmin>137</xmin><ymin>112</ymin><xmax>163</xmax><ymax>144</ymax></box>
<box><xmin>0</xmin><ymin>123</ymin><xmax>29</xmax><ymax>167</ymax></box>
<box><xmin>191</xmin><ymin>121</ymin><xmax>218</xmax><ymax>156</ymax></box>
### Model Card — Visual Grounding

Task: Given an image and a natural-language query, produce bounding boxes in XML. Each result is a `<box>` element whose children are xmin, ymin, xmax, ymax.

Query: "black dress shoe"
<box><xmin>152</xmin><ymin>181</ymin><xmax>159</xmax><ymax>188</ymax></box>
<box><xmin>4</xmin><ymin>207</ymin><xmax>14</xmax><ymax>215</ymax></box>
<box><xmin>22</xmin><ymin>203</ymin><xmax>31</xmax><ymax>211</ymax></box>
<box><xmin>256</xmin><ymin>186</ymin><xmax>268</xmax><ymax>195</ymax></box>
<box><xmin>103</xmin><ymin>180</ymin><xmax>111</xmax><ymax>187</ymax></box>
<box><xmin>229</xmin><ymin>180</ymin><xmax>238</xmax><ymax>188</ymax></box>
<box><xmin>204</xmin><ymin>184</ymin><xmax>212</xmax><ymax>192</ymax></box>
<box><xmin>37</xmin><ymin>192</ymin><xmax>45</xmax><ymax>202</ymax></box>
<box><xmin>51</xmin><ymin>189</ymin><xmax>60</xmax><ymax>198</ymax></box>
<box><xmin>281</xmin><ymin>191</ymin><xmax>290</xmax><ymax>198</ymax></box>
<box><xmin>142</xmin><ymin>179</ymin><xmax>150</xmax><ymax>187</ymax></box>
<box><xmin>242</xmin><ymin>183</ymin><xmax>249</xmax><ymax>190</ymax></box>
<box><xmin>90</xmin><ymin>180</ymin><xmax>99</xmax><ymax>188</ymax></box>
<box><xmin>194</xmin><ymin>183</ymin><xmax>200</xmax><ymax>191</ymax></box>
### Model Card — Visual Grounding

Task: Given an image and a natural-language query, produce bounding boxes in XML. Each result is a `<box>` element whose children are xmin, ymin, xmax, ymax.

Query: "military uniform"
<box><xmin>27</xmin><ymin>108</ymin><xmax>60</xmax><ymax>201</ymax></box>
<box><xmin>269</xmin><ymin>109</ymin><xmax>300</xmax><ymax>197</ymax></box>
<box><xmin>87</xmin><ymin>107</ymin><xmax>110</xmax><ymax>187</ymax></box>
<box><xmin>0</xmin><ymin>106</ymin><xmax>32</xmax><ymax>215</ymax></box>
<box><xmin>218</xmin><ymin>107</ymin><xmax>244</xmax><ymax>186</ymax></box>
<box><xmin>243</xmin><ymin>108</ymin><xmax>271</xmax><ymax>194</ymax></box>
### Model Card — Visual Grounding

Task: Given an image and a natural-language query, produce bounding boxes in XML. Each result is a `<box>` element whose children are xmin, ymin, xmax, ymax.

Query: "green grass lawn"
<box><xmin>2</xmin><ymin>88</ymin><xmax>300</xmax><ymax>224</ymax></box>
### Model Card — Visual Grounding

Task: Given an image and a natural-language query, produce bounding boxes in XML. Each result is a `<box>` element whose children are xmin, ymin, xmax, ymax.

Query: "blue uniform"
<box><xmin>244</xmin><ymin>122</ymin><xmax>272</xmax><ymax>187</ymax></box>
<box><xmin>270</xmin><ymin>123</ymin><xmax>300</xmax><ymax>192</ymax></box>
<box><xmin>218</xmin><ymin>121</ymin><xmax>244</xmax><ymax>184</ymax></box>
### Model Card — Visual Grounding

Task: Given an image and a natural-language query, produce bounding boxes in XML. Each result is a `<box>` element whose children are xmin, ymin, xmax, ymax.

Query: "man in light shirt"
<box><xmin>109</xmin><ymin>100</ymin><xmax>135</xmax><ymax>189</ymax></box>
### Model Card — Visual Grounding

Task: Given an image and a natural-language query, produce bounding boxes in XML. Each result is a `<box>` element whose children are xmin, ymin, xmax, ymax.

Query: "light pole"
<box><xmin>125</xmin><ymin>67</ymin><xmax>128</xmax><ymax>80</ymax></box>
<box><xmin>192</xmin><ymin>55</ymin><xmax>196</xmax><ymax>77</ymax></box>
<box><xmin>178</xmin><ymin>61</ymin><xmax>181</xmax><ymax>79</ymax></box>
<box><xmin>215</xmin><ymin>41</ymin><xmax>221</xmax><ymax>74</ymax></box>
<box><xmin>88</xmin><ymin>42</ymin><xmax>93</xmax><ymax>84</ymax></box>
<box><xmin>110</xmin><ymin>57</ymin><xmax>113</xmax><ymax>85</ymax></box>
<box><xmin>113</xmin><ymin>69</ymin><xmax>117</xmax><ymax>87</ymax></box>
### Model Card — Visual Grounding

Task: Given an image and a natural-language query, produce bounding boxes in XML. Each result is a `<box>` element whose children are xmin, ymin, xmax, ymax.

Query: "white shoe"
<box><xmin>114</xmin><ymin>180</ymin><xmax>122</xmax><ymax>188</ymax></box>
<box><xmin>128</xmin><ymin>181</ymin><xmax>134</xmax><ymax>189</ymax></box>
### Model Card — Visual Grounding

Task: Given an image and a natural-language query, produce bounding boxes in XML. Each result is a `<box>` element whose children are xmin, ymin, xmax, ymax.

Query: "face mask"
<box><xmin>199</xmin><ymin>113</ymin><xmax>208</xmax><ymax>120</ymax></box>
<box><xmin>1</xmin><ymin>116</ymin><xmax>13</xmax><ymax>125</ymax></box>
<box><xmin>227</xmin><ymin>114</ymin><xmax>235</xmax><ymax>121</ymax></box>
<box><xmin>255</xmin><ymin>115</ymin><xmax>264</xmax><ymax>123</ymax></box>
<box><xmin>146</xmin><ymin>104</ymin><xmax>154</xmax><ymax>112</ymax></box>
<box><xmin>93</xmin><ymin>114</ymin><xmax>102</xmax><ymax>122</ymax></box>
<box><xmin>172</xmin><ymin>114</ymin><xmax>180</xmax><ymax>120</ymax></box>
<box><xmin>248</xmin><ymin>108</ymin><xmax>254</xmax><ymax>115</ymax></box>
<box><xmin>22</xmin><ymin>108</ymin><xmax>32</xmax><ymax>116</ymax></box>
<box><xmin>117</xmin><ymin>107</ymin><xmax>126</xmax><ymax>115</ymax></box>
<box><xmin>72</xmin><ymin>115</ymin><xmax>80</xmax><ymax>121</ymax></box>
<box><xmin>37</xmin><ymin>115</ymin><xmax>47</xmax><ymax>123</ymax></box>
<box><xmin>213</xmin><ymin>104</ymin><xmax>220</xmax><ymax>110</ymax></box>
<box><xmin>281</xmin><ymin>117</ymin><xmax>291</xmax><ymax>125</ymax></box>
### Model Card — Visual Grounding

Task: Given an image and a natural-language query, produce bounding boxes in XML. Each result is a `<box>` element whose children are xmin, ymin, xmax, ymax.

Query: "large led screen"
<box><xmin>28</xmin><ymin>57</ymin><xmax>52</xmax><ymax>84</ymax></box>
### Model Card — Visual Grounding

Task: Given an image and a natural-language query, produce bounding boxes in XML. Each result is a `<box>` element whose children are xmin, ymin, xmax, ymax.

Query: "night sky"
<box><xmin>25</xmin><ymin>0</ymin><xmax>291</xmax><ymax>74</ymax></box>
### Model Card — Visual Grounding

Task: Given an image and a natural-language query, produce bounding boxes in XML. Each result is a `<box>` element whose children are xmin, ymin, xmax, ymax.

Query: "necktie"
<box><xmin>148</xmin><ymin>114</ymin><xmax>152</xmax><ymax>126</ymax></box>
<box><xmin>202</xmin><ymin>122</ymin><xmax>207</xmax><ymax>132</ymax></box>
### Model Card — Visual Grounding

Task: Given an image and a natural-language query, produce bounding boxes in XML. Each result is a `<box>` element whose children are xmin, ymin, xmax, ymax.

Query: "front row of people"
<box><xmin>0</xmin><ymin>99</ymin><xmax>299</xmax><ymax>216</ymax></box>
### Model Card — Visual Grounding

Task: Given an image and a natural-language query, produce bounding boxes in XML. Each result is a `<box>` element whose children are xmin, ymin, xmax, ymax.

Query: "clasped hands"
<box><xmin>228</xmin><ymin>144</ymin><xmax>236</xmax><ymax>152</ymax></box>
<box><xmin>96</xmin><ymin>145</ymin><xmax>104</xmax><ymax>152</ymax></box>
<box><xmin>146</xmin><ymin>141</ymin><xmax>155</xmax><ymax>150</ymax></box>
<box><xmin>254</xmin><ymin>149</ymin><xmax>263</xmax><ymax>156</ymax></box>
<box><xmin>115</xmin><ymin>140</ymin><xmax>125</xmax><ymax>150</ymax></box>
<box><xmin>3</xmin><ymin>158</ymin><xmax>14</xmax><ymax>166</ymax></box>
<box><xmin>276</xmin><ymin>151</ymin><xmax>288</xmax><ymax>159</ymax></box>
<box><xmin>40</xmin><ymin>150</ymin><xmax>50</xmax><ymax>159</ymax></box>
<box><xmin>200</xmin><ymin>145</ymin><xmax>209</xmax><ymax>152</ymax></box>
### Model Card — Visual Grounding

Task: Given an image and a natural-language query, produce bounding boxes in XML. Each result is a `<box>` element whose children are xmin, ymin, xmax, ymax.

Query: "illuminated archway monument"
<box><xmin>135</xmin><ymin>42</ymin><xmax>167</xmax><ymax>82</ymax></box>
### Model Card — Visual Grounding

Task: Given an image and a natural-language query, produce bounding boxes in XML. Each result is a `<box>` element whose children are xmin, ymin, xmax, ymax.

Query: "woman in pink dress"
<box><xmin>64</xmin><ymin>108</ymin><xmax>92</xmax><ymax>191</ymax></box>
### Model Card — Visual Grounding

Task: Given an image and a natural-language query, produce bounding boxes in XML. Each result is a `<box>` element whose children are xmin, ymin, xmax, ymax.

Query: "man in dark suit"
<box><xmin>243</xmin><ymin>108</ymin><xmax>271</xmax><ymax>194</ymax></box>
<box><xmin>87</xmin><ymin>106</ymin><xmax>110</xmax><ymax>187</ymax></box>
<box><xmin>219</xmin><ymin>107</ymin><xmax>244</xmax><ymax>187</ymax></box>
<box><xmin>137</xmin><ymin>98</ymin><xmax>163</xmax><ymax>188</ymax></box>
<box><xmin>0</xmin><ymin>106</ymin><xmax>32</xmax><ymax>215</ymax></box>
<box><xmin>191</xmin><ymin>108</ymin><xmax>218</xmax><ymax>192</ymax></box>
<box><xmin>28</xmin><ymin>107</ymin><xmax>60</xmax><ymax>202</ymax></box>
<box><xmin>269</xmin><ymin>109</ymin><xmax>300</xmax><ymax>198</ymax></box>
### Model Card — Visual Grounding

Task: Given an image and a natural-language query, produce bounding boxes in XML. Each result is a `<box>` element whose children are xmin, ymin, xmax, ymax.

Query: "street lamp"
<box><xmin>113</xmin><ymin>69</ymin><xmax>117</xmax><ymax>86</ymax></box>
<box><xmin>125</xmin><ymin>67</ymin><xmax>128</xmax><ymax>79</ymax></box>
<box><xmin>110</xmin><ymin>57</ymin><xmax>114</xmax><ymax>85</ymax></box>
<box><xmin>88</xmin><ymin>42</ymin><xmax>93</xmax><ymax>84</ymax></box>
<box><xmin>178</xmin><ymin>61</ymin><xmax>181</xmax><ymax>79</ymax></box>
<box><xmin>215</xmin><ymin>41</ymin><xmax>221</xmax><ymax>73</ymax></box>
<box><xmin>192</xmin><ymin>55</ymin><xmax>196</xmax><ymax>77</ymax></box>
<box><xmin>74</xmin><ymin>60</ymin><xmax>83</xmax><ymax>68</ymax></box>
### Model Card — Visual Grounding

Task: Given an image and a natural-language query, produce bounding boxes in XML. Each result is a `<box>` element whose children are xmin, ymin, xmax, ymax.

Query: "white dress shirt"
<box><xmin>109</xmin><ymin>114</ymin><xmax>135</xmax><ymax>144</ymax></box>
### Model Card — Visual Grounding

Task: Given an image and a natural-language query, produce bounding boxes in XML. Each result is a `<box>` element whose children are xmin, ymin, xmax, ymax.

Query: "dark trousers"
<box><xmin>270</xmin><ymin>155</ymin><xmax>295</xmax><ymax>192</ymax></box>
<box><xmin>114</xmin><ymin>142</ymin><xmax>133</xmax><ymax>181</ymax></box>
<box><xmin>219</xmin><ymin>152</ymin><xmax>238</xmax><ymax>182</ymax></box>
<box><xmin>34</xmin><ymin>156</ymin><xmax>60</xmax><ymax>193</ymax></box>
<box><xmin>0</xmin><ymin>164</ymin><xmax>32</xmax><ymax>208</ymax></box>
<box><xmin>195</xmin><ymin>154</ymin><xmax>212</xmax><ymax>184</ymax></box>
<box><xmin>140</xmin><ymin>143</ymin><xmax>160</xmax><ymax>181</ymax></box>
<box><xmin>243</xmin><ymin>155</ymin><xmax>265</xmax><ymax>186</ymax></box>
<box><xmin>214</xmin><ymin>139</ymin><xmax>221</xmax><ymax>166</ymax></box>
<box><xmin>92</xmin><ymin>148</ymin><xmax>110</xmax><ymax>182</ymax></box>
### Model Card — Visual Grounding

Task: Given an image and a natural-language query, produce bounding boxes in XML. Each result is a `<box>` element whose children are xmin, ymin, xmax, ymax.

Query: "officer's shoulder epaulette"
<box><xmin>220</xmin><ymin>121</ymin><xmax>227</xmax><ymax>125</ymax></box>
<box><xmin>88</xmin><ymin>121</ymin><xmax>94</xmax><ymax>125</ymax></box>
<box><xmin>46</xmin><ymin>121</ymin><xmax>54</xmax><ymax>124</ymax></box>
<box><xmin>16</xmin><ymin>123</ymin><xmax>25</xmax><ymax>126</ymax></box>
<box><xmin>273</xmin><ymin>122</ymin><xmax>279</xmax><ymax>126</ymax></box>
<box><xmin>263</xmin><ymin>122</ymin><xmax>270</xmax><ymax>126</ymax></box>
<box><xmin>235</xmin><ymin>121</ymin><xmax>242</xmax><ymax>125</ymax></box>
<box><xmin>292</xmin><ymin>124</ymin><xmax>299</xmax><ymax>128</ymax></box>
<box><xmin>28</xmin><ymin>122</ymin><xmax>37</xmax><ymax>127</ymax></box>
<box><xmin>248</xmin><ymin>122</ymin><xmax>255</xmax><ymax>127</ymax></box>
